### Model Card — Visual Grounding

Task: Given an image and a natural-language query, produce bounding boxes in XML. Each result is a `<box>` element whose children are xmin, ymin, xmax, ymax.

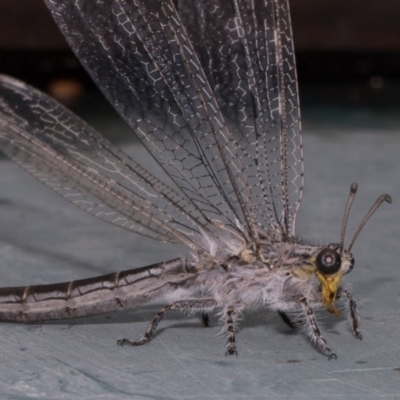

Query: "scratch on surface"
<box><xmin>152</xmin><ymin>316</ymin><xmax>218</xmax><ymax>396</ymax></box>
<box><xmin>51</xmin><ymin>357</ymin><xmax>132</xmax><ymax>395</ymax></box>
<box><xmin>295</xmin><ymin>361</ymin><xmax>383</xmax><ymax>395</ymax></box>
<box><xmin>331</xmin><ymin>367</ymin><xmax>396</xmax><ymax>373</ymax></box>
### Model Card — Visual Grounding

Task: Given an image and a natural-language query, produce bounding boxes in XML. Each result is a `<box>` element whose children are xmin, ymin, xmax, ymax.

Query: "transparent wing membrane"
<box><xmin>0</xmin><ymin>76</ymin><xmax>209</xmax><ymax>252</ymax></box>
<box><xmin>179</xmin><ymin>0</ymin><xmax>304</xmax><ymax>237</ymax></box>
<box><xmin>1</xmin><ymin>0</ymin><xmax>304</xmax><ymax>252</ymax></box>
<box><xmin>45</xmin><ymin>0</ymin><xmax>258</xmax><ymax>243</ymax></box>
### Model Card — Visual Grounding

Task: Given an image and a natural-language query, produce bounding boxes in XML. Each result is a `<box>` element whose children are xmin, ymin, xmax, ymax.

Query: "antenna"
<box><xmin>339</xmin><ymin>183</ymin><xmax>358</xmax><ymax>253</ymax></box>
<box><xmin>347</xmin><ymin>194</ymin><xmax>392</xmax><ymax>252</ymax></box>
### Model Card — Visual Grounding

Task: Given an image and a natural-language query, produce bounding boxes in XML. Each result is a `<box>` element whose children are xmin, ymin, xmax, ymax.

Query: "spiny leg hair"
<box><xmin>338</xmin><ymin>289</ymin><xmax>362</xmax><ymax>340</ymax></box>
<box><xmin>298</xmin><ymin>296</ymin><xmax>337</xmax><ymax>360</ymax></box>
<box><xmin>117</xmin><ymin>299</ymin><xmax>216</xmax><ymax>347</ymax></box>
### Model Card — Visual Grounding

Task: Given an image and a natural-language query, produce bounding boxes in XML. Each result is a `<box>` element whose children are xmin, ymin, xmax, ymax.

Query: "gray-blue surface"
<box><xmin>0</xmin><ymin>101</ymin><xmax>399</xmax><ymax>399</ymax></box>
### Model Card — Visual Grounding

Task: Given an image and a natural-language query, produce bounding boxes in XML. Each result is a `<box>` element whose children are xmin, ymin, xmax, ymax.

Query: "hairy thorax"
<box><xmin>193</xmin><ymin>233</ymin><xmax>323</xmax><ymax>310</ymax></box>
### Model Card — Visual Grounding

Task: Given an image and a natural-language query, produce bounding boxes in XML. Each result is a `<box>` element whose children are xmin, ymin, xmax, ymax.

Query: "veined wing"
<box><xmin>179</xmin><ymin>0</ymin><xmax>304</xmax><ymax>238</ymax></box>
<box><xmin>0</xmin><ymin>75</ymin><xmax>210</xmax><ymax>253</ymax></box>
<box><xmin>44</xmin><ymin>0</ymin><xmax>259</xmax><ymax>244</ymax></box>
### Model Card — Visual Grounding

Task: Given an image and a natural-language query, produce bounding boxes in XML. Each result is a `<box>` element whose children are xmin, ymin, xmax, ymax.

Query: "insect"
<box><xmin>0</xmin><ymin>0</ymin><xmax>391</xmax><ymax>359</ymax></box>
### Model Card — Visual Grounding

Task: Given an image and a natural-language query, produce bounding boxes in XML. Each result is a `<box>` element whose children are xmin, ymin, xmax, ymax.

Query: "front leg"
<box><xmin>338</xmin><ymin>289</ymin><xmax>362</xmax><ymax>340</ymax></box>
<box><xmin>118</xmin><ymin>298</ymin><xmax>216</xmax><ymax>347</ymax></box>
<box><xmin>298</xmin><ymin>296</ymin><xmax>337</xmax><ymax>360</ymax></box>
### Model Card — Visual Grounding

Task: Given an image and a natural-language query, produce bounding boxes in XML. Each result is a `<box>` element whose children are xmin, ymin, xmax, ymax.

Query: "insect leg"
<box><xmin>278</xmin><ymin>311</ymin><xmax>296</xmax><ymax>329</ymax></box>
<box><xmin>117</xmin><ymin>299</ymin><xmax>216</xmax><ymax>347</ymax></box>
<box><xmin>338</xmin><ymin>289</ymin><xmax>362</xmax><ymax>340</ymax></box>
<box><xmin>201</xmin><ymin>312</ymin><xmax>210</xmax><ymax>327</ymax></box>
<box><xmin>298</xmin><ymin>296</ymin><xmax>337</xmax><ymax>360</ymax></box>
<box><xmin>224</xmin><ymin>306</ymin><xmax>238</xmax><ymax>356</ymax></box>
<box><xmin>278</xmin><ymin>311</ymin><xmax>304</xmax><ymax>329</ymax></box>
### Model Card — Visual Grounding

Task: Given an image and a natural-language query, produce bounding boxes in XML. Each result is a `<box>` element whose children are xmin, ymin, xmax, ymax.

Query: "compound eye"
<box><xmin>316</xmin><ymin>248</ymin><xmax>341</xmax><ymax>275</ymax></box>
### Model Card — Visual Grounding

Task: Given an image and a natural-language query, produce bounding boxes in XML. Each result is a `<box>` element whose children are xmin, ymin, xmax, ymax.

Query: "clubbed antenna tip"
<box><xmin>382</xmin><ymin>194</ymin><xmax>392</xmax><ymax>204</ymax></box>
<box><xmin>339</xmin><ymin>183</ymin><xmax>358</xmax><ymax>253</ymax></box>
<box><xmin>350</xmin><ymin>182</ymin><xmax>358</xmax><ymax>194</ymax></box>
<box><xmin>347</xmin><ymin>192</ymin><xmax>392</xmax><ymax>252</ymax></box>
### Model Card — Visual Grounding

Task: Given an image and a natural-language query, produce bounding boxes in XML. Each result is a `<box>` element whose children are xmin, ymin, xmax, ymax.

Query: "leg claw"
<box><xmin>117</xmin><ymin>337</ymin><xmax>148</xmax><ymax>347</ymax></box>
<box><xmin>225</xmin><ymin>348</ymin><xmax>238</xmax><ymax>356</ymax></box>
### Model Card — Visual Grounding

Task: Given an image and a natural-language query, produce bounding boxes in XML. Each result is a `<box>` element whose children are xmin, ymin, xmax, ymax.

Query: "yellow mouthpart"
<box><xmin>315</xmin><ymin>270</ymin><xmax>344</xmax><ymax>315</ymax></box>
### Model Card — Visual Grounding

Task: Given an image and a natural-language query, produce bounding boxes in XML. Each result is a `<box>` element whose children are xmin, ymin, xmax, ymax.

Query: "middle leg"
<box><xmin>224</xmin><ymin>306</ymin><xmax>239</xmax><ymax>356</ymax></box>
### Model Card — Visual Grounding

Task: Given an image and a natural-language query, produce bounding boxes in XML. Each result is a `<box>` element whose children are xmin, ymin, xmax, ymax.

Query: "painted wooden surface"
<box><xmin>0</xmin><ymin>99</ymin><xmax>399</xmax><ymax>398</ymax></box>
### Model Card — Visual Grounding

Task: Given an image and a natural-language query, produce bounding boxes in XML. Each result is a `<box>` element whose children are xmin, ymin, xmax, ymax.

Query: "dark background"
<box><xmin>0</xmin><ymin>0</ymin><xmax>399</xmax><ymax>128</ymax></box>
